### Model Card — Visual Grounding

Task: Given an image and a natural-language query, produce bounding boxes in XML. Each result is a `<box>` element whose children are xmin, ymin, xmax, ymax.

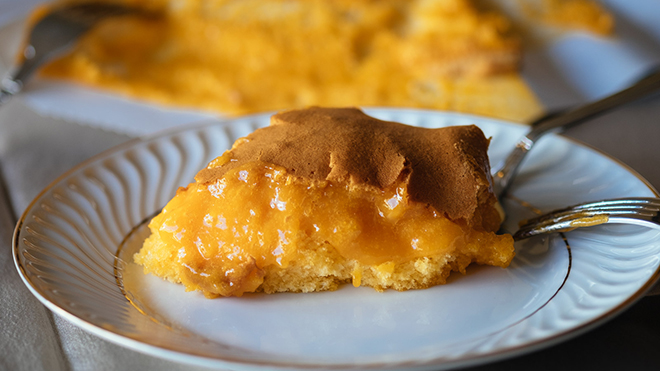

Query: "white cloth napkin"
<box><xmin>0</xmin><ymin>159</ymin><xmax>65</xmax><ymax>371</ymax></box>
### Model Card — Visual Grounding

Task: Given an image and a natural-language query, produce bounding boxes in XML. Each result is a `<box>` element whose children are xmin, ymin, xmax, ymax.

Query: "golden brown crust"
<box><xmin>196</xmin><ymin>107</ymin><xmax>495</xmax><ymax>225</ymax></box>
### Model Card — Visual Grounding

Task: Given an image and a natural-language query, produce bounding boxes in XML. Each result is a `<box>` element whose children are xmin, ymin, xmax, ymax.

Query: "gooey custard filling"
<box><xmin>136</xmin><ymin>156</ymin><xmax>513</xmax><ymax>297</ymax></box>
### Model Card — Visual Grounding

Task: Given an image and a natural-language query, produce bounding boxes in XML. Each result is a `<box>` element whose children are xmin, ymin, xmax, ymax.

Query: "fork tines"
<box><xmin>513</xmin><ymin>197</ymin><xmax>660</xmax><ymax>240</ymax></box>
<box><xmin>532</xmin><ymin>197</ymin><xmax>659</xmax><ymax>221</ymax></box>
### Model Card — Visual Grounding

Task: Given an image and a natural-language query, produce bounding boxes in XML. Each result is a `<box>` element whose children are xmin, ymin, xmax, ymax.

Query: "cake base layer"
<box><xmin>139</xmin><ymin>231</ymin><xmax>511</xmax><ymax>297</ymax></box>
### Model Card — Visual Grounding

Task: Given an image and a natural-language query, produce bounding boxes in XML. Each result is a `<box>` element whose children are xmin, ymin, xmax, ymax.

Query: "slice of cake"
<box><xmin>134</xmin><ymin>107</ymin><xmax>514</xmax><ymax>297</ymax></box>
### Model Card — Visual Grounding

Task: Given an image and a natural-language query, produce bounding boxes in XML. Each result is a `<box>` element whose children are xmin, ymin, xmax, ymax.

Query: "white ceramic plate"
<box><xmin>13</xmin><ymin>109</ymin><xmax>660</xmax><ymax>370</ymax></box>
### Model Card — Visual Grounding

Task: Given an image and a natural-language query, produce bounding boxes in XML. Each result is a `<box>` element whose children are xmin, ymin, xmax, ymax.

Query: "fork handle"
<box><xmin>529</xmin><ymin>68</ymin><xmax>660</xmax><ymax>139</ymax></box>
<box><xmin>0</xmin><ymin>80</ymin><xmax>19</xmax><ymax>107</ymax></box>
<box><xmin>493</xmin><ymin>68</ymin><xmax>660</xmax><ymax>197</ymax></box>
<box><xmin>1</xmin><ymin>55</ymin><xmax>40</xmax><ymax>107</ymax></box>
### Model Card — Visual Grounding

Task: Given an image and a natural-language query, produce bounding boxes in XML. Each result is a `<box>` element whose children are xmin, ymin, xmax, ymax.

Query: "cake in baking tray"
<box><xmin>134</xmin><ymin>107</ymin><xmax>515</xmax><ymax>297</ymax></box>
<box><xmin>35</xmin><ymin>0</ymin><xmax>549</xmax><ymax>122</ymax></box>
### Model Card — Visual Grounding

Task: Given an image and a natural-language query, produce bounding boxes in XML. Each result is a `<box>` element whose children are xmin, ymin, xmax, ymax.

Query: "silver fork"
<box><xmin>492</xmin><ymin>68</ymin><xmax>660</xmax><ymax>198</ymax></box>
<box><xmin>513</xmin><ymin>197</ymin><xmax>660</xmax><ymax>240</ymax></box>
<box><xmin>0</xmin><ymin>3</ymin><xmax>151</xmax><ymax>105</ymax></box>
